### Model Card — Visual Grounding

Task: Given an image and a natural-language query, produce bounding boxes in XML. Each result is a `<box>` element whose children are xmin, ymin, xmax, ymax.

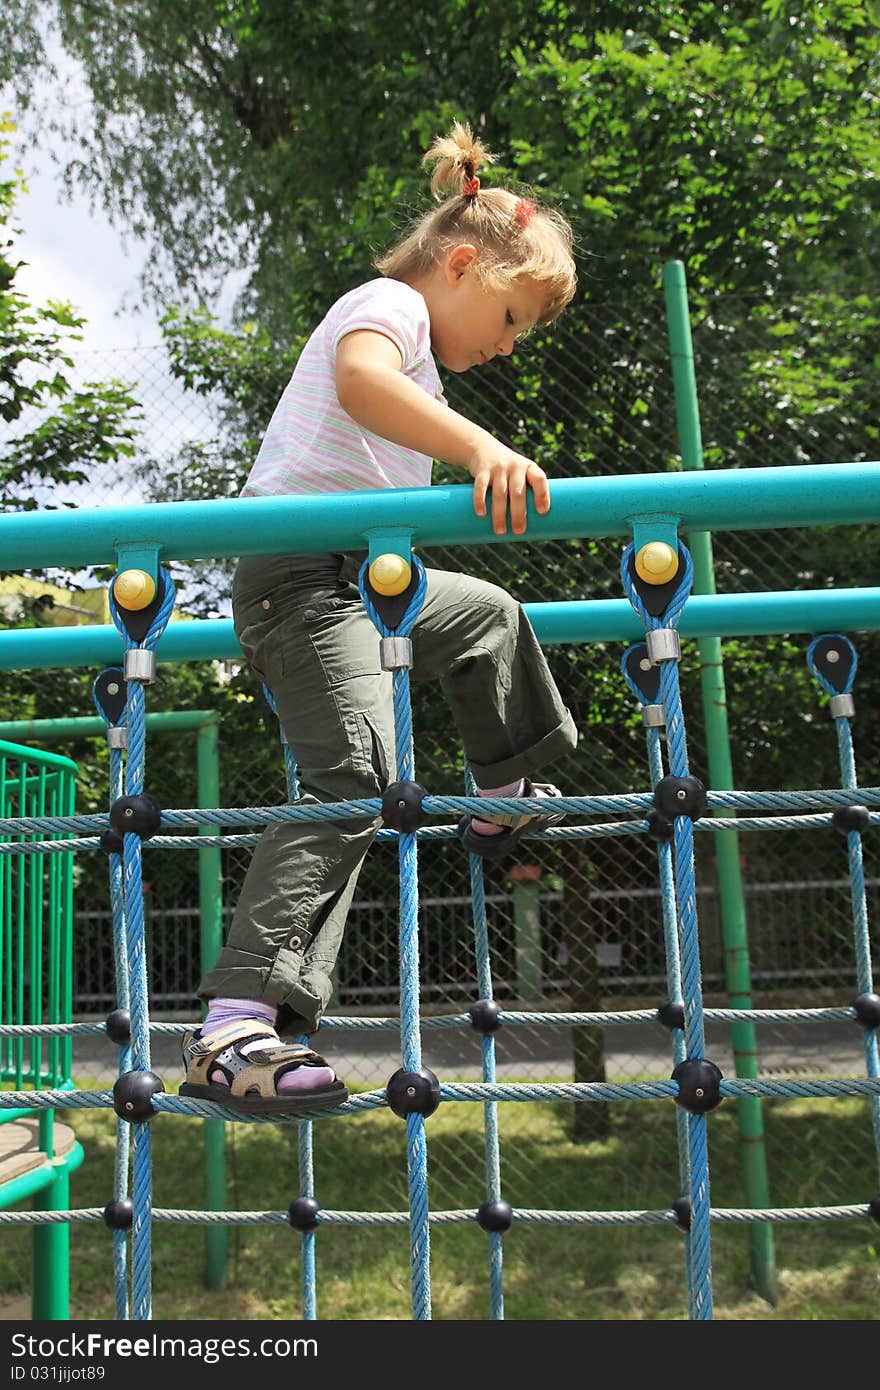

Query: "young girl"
<box><xmin>181</xmin><ymin>122</ymin><xmax>579</xmax><ymax>1116</ymax></box>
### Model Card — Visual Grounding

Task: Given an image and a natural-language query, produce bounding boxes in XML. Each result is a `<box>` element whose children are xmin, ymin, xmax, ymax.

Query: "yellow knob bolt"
<box><xmin>369</xmin><ymin>553</ymin><xmax>412</xmax><ymax>597</ymax></box>
<box><xmin>635</xmin><ymin>542</ymin><xmax>679</xmax><ymax>586</ymax></box>
<box><xmin>113</xmin><ymin>569</ymin><xmax>157</xmax><ymax>611</ymax></box>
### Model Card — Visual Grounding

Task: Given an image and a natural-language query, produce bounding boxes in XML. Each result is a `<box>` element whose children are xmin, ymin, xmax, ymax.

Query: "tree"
<box><xmin>3</xmin><ymin>2</ymin><xmax>877</xmax><ymax>333</ymax></box>
<box><xmin>0</xmin><ymin>115</ymin><xmax>140</xmax><ymax>511</ymax></box>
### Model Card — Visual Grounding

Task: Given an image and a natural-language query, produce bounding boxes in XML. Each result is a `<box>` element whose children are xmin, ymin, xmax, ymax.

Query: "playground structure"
<box><xmin>0</xmin><ymin>739</ymin><xmax>84</xmax><ymax>1318</ymax></box>
<box><xmin>0</xmin><ymin>265</ymin><xmax>877</xmax><ymax>1321</ymax></box>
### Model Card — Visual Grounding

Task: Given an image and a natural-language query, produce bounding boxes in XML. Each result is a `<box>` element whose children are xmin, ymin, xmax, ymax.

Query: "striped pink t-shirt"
<box><xmin>242</xmin><ymin>278</ymin><xmax>444</xmax><ymax>497</ymax></box>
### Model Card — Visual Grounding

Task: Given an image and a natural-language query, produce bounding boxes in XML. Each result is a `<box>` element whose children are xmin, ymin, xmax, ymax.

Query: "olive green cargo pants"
<box><xmin>198</xmin><ymin>551</ymin><xmax>577</xmax><ymax>1034</ymax></box>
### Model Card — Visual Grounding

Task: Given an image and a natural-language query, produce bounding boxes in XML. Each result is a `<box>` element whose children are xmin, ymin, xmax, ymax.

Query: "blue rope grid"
<box><xmin>1</xmin><ymin>546</ymin><xmax>879</xmax><ymax>1321</ymax></box>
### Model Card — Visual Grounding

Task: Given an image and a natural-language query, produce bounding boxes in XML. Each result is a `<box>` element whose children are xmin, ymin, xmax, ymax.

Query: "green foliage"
<box><xmin>0</xmin><ymin>116</ymin><xmax>141</xmax><ymax>509</ymax></box>
<box><xmin>5</xmin><ymin>2</ymin><xmax>874</xmax><ymax>332</ymax></box>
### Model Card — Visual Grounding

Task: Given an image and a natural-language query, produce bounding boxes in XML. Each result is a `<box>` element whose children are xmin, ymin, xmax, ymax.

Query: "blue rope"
<box><xmin>298</xmin><ymin>1121</ymin><xmax>317</xmax><ymax>1320</ymax></box>
<box><xmin>261</xmin><ymin>680</ymin><xmax>316</xmax><ymax>1317</ymax></box>
<box><xmin>464</xmin><ymin>761</ymin><xmax>504</xmax><ymax>1319</ymax></box>
<box><xmin>91</xmin><ymin>671</ymin><xmax>131</xmax><ymax>1320</ymax></box>
<box><xmin>108</xmin><ymin>566</ymin><xmax>177</xmax><ymax>1321</ymax></box>
<box><xmin>358</xmin><ymin>556</ymin><xmax>432</xmax><ymax>1320</ymax></box>
<box><xmin>621</xmin><ymin>644</ymin><xmax>693</xmax><ymax>1293</ymax></box>
<box><xmin>6</xmin><ymin>784</ymin><xmax>880</xmax><ymax>841</ymax></box>
<box><xmin>806</xmin><ymin>634</ymin><xmax>857</xmax><ymax>698</ymax></box>
<box><xmin>621</xmin><ymin>542</ymin><xmax>712</xmax><ymax>1320</ymax></box>
<box><xmin>806</xmin><ymin>638</ymin><xmax>880</xmax><ymax>1172</ymax></box>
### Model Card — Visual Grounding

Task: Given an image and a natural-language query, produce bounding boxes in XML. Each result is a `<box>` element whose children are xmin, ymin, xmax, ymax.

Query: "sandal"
<box><xmin>458</xmin><ymin>779</ymin><xmax>566</xmax><ymax>860</ymax></box>
<box><xmin>179</xmin><ymin>1019</ymin><xmax>348</xmax><ymax>1115</ymax></box>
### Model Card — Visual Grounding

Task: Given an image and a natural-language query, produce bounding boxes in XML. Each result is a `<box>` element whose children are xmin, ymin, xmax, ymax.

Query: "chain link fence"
<box><xmin>3</xmin><ymin>281</ymin><xmax>878</xmax><ymax>1313</ymax></box>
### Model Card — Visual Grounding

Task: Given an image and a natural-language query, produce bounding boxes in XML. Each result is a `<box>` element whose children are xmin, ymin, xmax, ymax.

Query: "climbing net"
<box><xmin>0</xmin><ymin>537</ymin><xmax>878</xmax><ymax>1322</ymax></box>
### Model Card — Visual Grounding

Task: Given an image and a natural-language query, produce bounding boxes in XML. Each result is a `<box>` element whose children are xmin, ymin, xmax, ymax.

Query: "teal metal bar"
<box><xmin>0</xmin><ymin>1140</ymin><xmax>85</xmax><ymax>1211</ymax></box>
<box><xmin>0</xmin><ymin>464</ymin><xmax>877</xmax><ymax>571</ymax></box>
<box><xmin>1</xmin><ymin>588</ymin><xmax>879</xmax><ymax>674</ymax></box>
<box><xmin>664</xmin><ymin>258</ymin><xmax>777</xmax><ymax>1306</ymax></box>
<box><xmin>0</xmin><ymin>713</ymin><xmax>218</xmax><ymax>741</ymax></box>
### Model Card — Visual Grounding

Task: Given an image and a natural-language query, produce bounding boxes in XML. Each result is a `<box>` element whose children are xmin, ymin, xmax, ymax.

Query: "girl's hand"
<box><xmin>466</xmin><ymin>445</ymin><xmax>551</xmax><ymax>535</ymax></box>
<box><xmin>335</xmin><ymin>332</ymin><xmax>551</xmax><ymax>532</ymax></box>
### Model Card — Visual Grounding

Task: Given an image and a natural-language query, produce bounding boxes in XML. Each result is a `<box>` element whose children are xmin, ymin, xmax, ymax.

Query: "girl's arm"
<box><xmin>336</xmin><ymin>329</ymin><xmax>550</xmax><ymax>536</ymax></box>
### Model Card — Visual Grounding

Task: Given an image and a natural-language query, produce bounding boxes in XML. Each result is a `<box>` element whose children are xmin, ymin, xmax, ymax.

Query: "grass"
<box><xmin>1</xmin><ymin>1081</ymin><xmax>878</xmax><ymax>1321</ymax></box>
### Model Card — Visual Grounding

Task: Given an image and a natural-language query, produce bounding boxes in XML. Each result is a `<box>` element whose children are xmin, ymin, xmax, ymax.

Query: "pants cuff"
<box><xmin>466</xmin><ymin>709</ymin><xmax>578</xmax><ymax>787</ymax></box>
<box><xmin>198</xmin><ymin>962</ymin><xmax>325</xmax><ymax>1036</ymax></box>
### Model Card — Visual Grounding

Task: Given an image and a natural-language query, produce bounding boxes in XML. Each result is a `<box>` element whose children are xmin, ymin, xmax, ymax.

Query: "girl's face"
<box><xmin>422</xmin><ymin>246</ymin><xmax>547</xmax><ymax>374</ymax></box>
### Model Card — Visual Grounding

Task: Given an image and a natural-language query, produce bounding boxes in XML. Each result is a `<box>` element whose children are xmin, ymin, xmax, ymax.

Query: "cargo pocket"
<box><xmin>352</xmin><ymin>709</ymin><xmax>394</xmax><ymax>794</ymax></box>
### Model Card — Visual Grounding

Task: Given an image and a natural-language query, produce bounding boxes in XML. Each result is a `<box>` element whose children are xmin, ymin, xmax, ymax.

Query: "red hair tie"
<box><xmin>512</xmin><ymin>197</ymin><xmax>537</xmax><ymax>230</ymax></box>
<box><xmin>463</xmin><ymin>175</ymin><xmax>481</xmax><ymax>197</ymax></box>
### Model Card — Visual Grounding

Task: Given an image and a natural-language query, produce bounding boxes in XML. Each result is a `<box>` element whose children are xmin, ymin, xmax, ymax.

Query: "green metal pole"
<box><xmin>663</xmin><ymin>259</ymin><xmax>777</xmax><ymax>1304</ymax></box>
<box><xmin>33</xmin><ymin>1160</ymin><xmax>70</xmax><ymax>1319</ymax></box>
<box><xmin>510</xmin><ymin>879</ymin><xmax>543</xmax><ymax>1005</ymax></box>
<box><xmin>197</xmin><ymin>718</ymin><xmax>228</xmax><ymax>1291</ymax></box>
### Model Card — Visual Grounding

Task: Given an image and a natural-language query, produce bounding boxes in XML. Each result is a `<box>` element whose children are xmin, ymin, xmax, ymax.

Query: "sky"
<box><xmin>13</xmin><ymin>138</ymin><xmax>161</xmax><ymax>353</ymax></box>
<box><xmin>3</xmin><ymin>49</ymin><xmax>244</xmax><ymax>515</ymax></box>
<box><xmin>5</xmin><ymin>34</ymin><xmax>242</xmax><ymax>351</ymax></box>
<box><xmin>5</xmin><ymin>29</ymin><xmax>162</xmax><ymax>352</ymax></box>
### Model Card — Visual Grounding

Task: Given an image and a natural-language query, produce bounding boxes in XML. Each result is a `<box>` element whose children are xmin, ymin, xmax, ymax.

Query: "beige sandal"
<box><xmin>458</xmin><ymin>779</ymin><xmax>566</xmax><ymax>860</ymax></box>
<box><xmin>180</xmin><ymin>1019</ymin><xmax>348</xmax><ymax>1115</ymax></box>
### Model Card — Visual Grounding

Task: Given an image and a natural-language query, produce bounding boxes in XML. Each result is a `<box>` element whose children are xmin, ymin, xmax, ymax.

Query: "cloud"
<box><xmin>13</xmin><ymin>138</ymin><xmax>160</xmax><ymax>352</ymax></box>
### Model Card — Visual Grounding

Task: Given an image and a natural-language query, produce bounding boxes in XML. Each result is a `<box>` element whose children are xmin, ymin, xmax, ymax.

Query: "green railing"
<box><xmin>0</xmin><ymin>739</ymin><xmax>85</xmax><ymax>1319</ymax></box>
<box><xmin>0</xmin><ymin>712</ymin><xmax>229</xmax><ymax>1294</ymax></box>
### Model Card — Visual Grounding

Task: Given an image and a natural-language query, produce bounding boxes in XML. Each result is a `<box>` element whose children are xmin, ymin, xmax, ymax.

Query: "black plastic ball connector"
<box><xmin>653</xmin><ymin>775</ymin><xmax>708</xmax><ymax>822</ymax></box>
<box><xmin>671</xmin><ymin>1058</ymin><xmax>723</xmax><ymax>1114</ymax></box>
<box><xmin>645</xmin><ymin>809</ymin><xmax>674</xmax><ymax>842</ymax></box>
<box><xmin>469</xmin><ymin>1000</ymin><xmax>503</xmax><ymax>1035</ymax></box>
<box><xmin>385</xmin><ymin>1067</ymin><xmax>441</xmax><ymax>1118</ymax></box>
<box><xmin>656</xmin><ymin>1000</ymin><xmax>685</xmax><ymax>1031</ymax></box>
<box><xmin>380</xmin><ymin>781</ymin><xmax>428</xmax><ymax>833</ymax></box>
<box><xmin>109</xmin><ymin>793</ymin><xmax>162</xmax><ymax>840</ymax></box>
<box><xmin>105</xmin><ymin>1009</ymin><xmax>132</xmax><ymax>1045</ymax></box>
<box><xmin>852</xmin><ymin>992</ymin><xmax>880</xmax><ymax>1029</ymax></box>
<box><xmin>832</xmin><ymin>804</ymin><xmax>870</xmax><ymax>834</ymax></box>
<box><xmin>870</xmin><ymin>1196</ymin><xmax>880</xmax><ymax>1227</ymax></box>
<box><xmin>99</xmin><ymin>828</ymin><xmax>124</xmax><ymax>856</ymax></box>
<box><xmin>103</xmin><ymin>1198</ymin><xmax>133</xmax><ymax>1230</ymax></box>
<box><xmin>672</xmin><ymin>1196</ymin><xmax>692</xmax><ymax>1233</ymax></box>
<box><xmin>288</xmin><ymin>1197</ymin><xmax>321</xmax><ymax>1232</ymax></box>
<box><xmin>112</xmin><ymin>1069</ymin><xmax>164</xmax><ymax>1123</ymax></box>
<box><xmin>476</xmin><ymin>1200</ymin><xmax>513</xmax><ymax>1233</ymax></box>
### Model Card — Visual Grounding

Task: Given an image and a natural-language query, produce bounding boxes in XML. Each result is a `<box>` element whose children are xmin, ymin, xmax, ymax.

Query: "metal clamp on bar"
<box><xmin>107</xmin><ymin>727</ymin><xmax>128</xmax><ymax>750</ymax></box>
<box><xmin>380</xmin><ymin>636</ymin><xmax>414</xmax><ymax>670</ymax></box>
<box><xmin>829</xmin><ymin>693</ymin><xmax>855</xmax><ymax>719</ymax></box>
<box><xmin>645</xmin><ymin>628</ymin><xmax>681</xmax><ymax>664</ymax></box>
<box><xmin>124</xmin><ymin>649</ymin><xmax>157</xmax><ymax>684</ymax></box>
<box><xmin>642</xmin><ymin>703</ymin><xmax>666</xmax><ymax>727</ymax></box>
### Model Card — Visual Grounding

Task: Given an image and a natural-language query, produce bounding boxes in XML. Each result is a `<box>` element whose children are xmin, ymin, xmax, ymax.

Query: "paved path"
<box><xmin>69</xmin><ymin>1017</ymin><xmax>868</xmax><ymax>1087</ymax></box>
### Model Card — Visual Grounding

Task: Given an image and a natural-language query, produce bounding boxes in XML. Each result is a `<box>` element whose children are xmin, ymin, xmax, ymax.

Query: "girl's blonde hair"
<box><xmin>375</xmin><ymin>121</ymin><xmax>576</xmax><ymax>323</ymax></box>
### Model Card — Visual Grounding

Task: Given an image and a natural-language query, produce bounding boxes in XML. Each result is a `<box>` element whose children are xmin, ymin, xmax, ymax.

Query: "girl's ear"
<box><xmin>444</xmin><ymin>243</ymin><xmax>480</xmax><ymax>283</ymax></box>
